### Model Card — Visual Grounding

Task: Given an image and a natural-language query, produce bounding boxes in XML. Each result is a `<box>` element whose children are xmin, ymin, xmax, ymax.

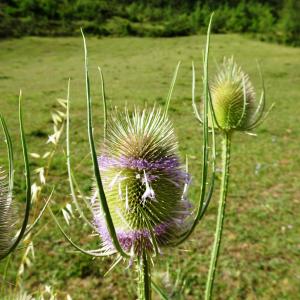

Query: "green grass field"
<box><xmin>0</xmin><ymin>34</ymin><xmax>299</xmax><ymax>299</ymax></box>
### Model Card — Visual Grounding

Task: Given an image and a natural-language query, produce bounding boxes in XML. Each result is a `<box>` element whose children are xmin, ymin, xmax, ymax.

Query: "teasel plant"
<box><xmin>0</xmin><ymin>93</ymin><xmax>31</xmax><ymax>263</ymax></box>
<box><xmin>190</xmin><ymin>22</ymin><xmax>275</xmax><ymax>300</ymax></box>
<box><xmin>50</xmin><ymin>16</ymin><xmax>217</xmax><ymax>300</ymax></box>
<box><xmin>0</xmin><ymin>93</ymin><xmax>31</xmax><ymax>296</ymax></box>
<box><xmin>0</xmin><ymin>92</ymin><xmax>68</xmax><ymax>298</ymax></box>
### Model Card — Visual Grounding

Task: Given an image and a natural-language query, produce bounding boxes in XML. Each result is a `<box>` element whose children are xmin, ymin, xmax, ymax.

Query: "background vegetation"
<box><xmin>1</xmin><ymin>0</ymin><xmax>300</xmax><ymax>46</ymax></box>
<box><xmin>0</xmin><ymin>33</ymin><xmax>299</xmax><ymax>298</ymax></box>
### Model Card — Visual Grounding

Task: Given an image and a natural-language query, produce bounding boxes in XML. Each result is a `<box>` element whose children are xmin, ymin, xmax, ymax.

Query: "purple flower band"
<box><xmin>94</xmin><ymin>218</ymin><xmax>171</xmax><ymax>252</ymax></box>
<box><xmin>98</xmin><ymin>155</ymin><xmax>180</xmax><ymax>171</ymax></box>
<box><xmin>98</xmin><ymin>155</ymin><xmax>190</xmax><ymax>185</ymax></box>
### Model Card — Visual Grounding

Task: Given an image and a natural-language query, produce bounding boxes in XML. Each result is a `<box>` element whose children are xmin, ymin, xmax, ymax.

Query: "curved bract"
<box><xmin>93</xmin><ymin>108</ymin><xmax>192</xmax><ymax>256</ymax></box>
<box><xmin>0</xmin><ymin>95</ymin><xmax>31</xmax><ymax>261</ymax></box>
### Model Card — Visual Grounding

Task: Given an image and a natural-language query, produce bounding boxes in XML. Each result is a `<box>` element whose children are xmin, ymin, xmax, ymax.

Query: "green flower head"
<box><xmin>92</xmin><ymin>107</ymin><xmax>191</xmax><ymax>256</ymax></box>
<box><xmin>210</xmin><ymin>57</ymin><xmax>256</xmax><ymax>132</ymax></box>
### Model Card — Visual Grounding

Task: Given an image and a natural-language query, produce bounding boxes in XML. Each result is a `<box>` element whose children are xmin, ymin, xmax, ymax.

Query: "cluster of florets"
<box><xmin>92</xmin><ymin>108</ymin><xmax>192</xmax><ymax>256</ymax></box>
<box><xmin>210</xmin><ymin>57</ymin><xmax>256</xmax><ymax>132</ymax></box>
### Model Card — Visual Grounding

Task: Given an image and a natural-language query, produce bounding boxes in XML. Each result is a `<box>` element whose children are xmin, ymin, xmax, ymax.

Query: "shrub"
<box><xmin>248</xmin><ymin>3</ymin><xmax>275</xmax><ymax>33</ymax></box>
<box><xmin>0</xmin><ymin>0</ymin><xmax>299</xmax><ymax>46</ymax></box>
<box><xmin>277</xmin><ymin>0</ymin><xmax>300</xmax><ymax>46</ymax></box>
<box><xmin>161</xmin><ymin>14</ymin><xmax>194</xmax><ymax>37</ymax></box>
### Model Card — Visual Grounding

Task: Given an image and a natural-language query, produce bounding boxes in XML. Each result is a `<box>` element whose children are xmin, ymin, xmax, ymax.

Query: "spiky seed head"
<box><xmin>0</xmin><ymin>167</ymin><xmax>16</xmax><ymax>259</ymax></box>
<box><xmin>93</xmin><ymin>108</ymin><xmax>191</xmax><ymax>257</ymax></box>
<box><xmin>210</xmin><ymin>57</ymin><xmax>256</xmax><ymax>132</ymax></box>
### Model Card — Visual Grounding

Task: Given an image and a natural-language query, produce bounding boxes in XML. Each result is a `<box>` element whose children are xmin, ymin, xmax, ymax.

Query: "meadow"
<box><xmin>0</xmin><ymin>33</ymin><xmax>299</xmax><ymax>299</ymax></box>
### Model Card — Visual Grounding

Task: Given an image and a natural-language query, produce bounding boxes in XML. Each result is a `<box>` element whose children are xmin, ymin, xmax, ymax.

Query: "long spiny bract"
<box><xmin>0</xmin><ymin>167</ymin><xmax>16</xmax><ymax>257</ymax></box>
<box><xmin>93</xmin><ymin>107</ymin><xmax>191</xmax><ymax>257</ymax></box>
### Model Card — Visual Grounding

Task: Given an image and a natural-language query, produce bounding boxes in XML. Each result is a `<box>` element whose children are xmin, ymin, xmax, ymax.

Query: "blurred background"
<box><xmin>0</xmin><ymin>0</ymin><xmax>299</xmax><ymax>46</ymax></box>
<box><xmin>0</xmin><ymin>1</ymin><xmax>299</xmax><ymax>299</ymax></box>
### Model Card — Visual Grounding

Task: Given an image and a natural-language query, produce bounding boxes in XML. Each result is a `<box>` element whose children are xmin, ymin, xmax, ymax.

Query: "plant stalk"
<box><xmin>205</xmin><ymin>132</ymin><xmax>231</xmax><ymax>300</ymax></box>
<box><xmin>139</xmin><ymin>250</ymin><xmax>151</xmax><ymax>300</ymax></box>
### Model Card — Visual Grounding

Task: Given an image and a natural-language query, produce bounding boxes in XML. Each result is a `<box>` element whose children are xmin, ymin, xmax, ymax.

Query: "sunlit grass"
<box><xmin>0</xmin><ymin>34</ymin><xmax>299</xmax><ymax>299</ymax></box>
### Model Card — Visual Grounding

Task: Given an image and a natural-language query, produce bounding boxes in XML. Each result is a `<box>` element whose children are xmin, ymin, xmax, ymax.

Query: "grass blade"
<box><xmin>0</xmin><ymin>115</ymin><xmax>14</xmax><ymax>194</ymax></box>
<box><xmin>164</xmin><ymin>61</ymin><xmax>181</xmax><ymax>118</ymax></box>
<box><xmin>191</xmin><ymin>61</ymin><xmax>203</xmax><ymax>123</ymax></box>
<box><xmin>152</xmin><ymin>280</ymin><xmax>168</xmax><ymax>300</ymax></box>
<box><xmin>98</xmin><ymin>66</ymin><xmax>107</xmax><ymax>140</ymax></box>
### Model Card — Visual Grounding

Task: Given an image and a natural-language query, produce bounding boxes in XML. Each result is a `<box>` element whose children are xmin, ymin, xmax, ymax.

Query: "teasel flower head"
<box><xmin>0</xmin><ymin>167</ymin><xmax>16</xmax><ymax>257</ymax></box>
<box><xmin>209</xmin><ymin>57</ymin><xmax>271</xmax><ymax>133</ymax></box>
<box><xmin>92</xmin><ymin>107</ymin><xmax>192</xmax><ymax>257</ymax></box>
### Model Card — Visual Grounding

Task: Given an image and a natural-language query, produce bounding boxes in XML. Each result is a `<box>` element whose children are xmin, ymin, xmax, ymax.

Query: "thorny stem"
<box><xmin>205</xmin><ymin>132</ymin><xmax>231</xmax><ymax>300</ymax></box>
<box><xmin>139</xmin><ymin>250</ymin><xmax>151</xmax><ymax>300</ymax></box>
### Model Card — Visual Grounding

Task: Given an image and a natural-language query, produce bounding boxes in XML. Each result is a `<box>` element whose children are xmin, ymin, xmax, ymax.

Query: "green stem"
<box><xmin>205</xmin><ymin>132</ymin><xmax>231</xmax><ymax>300</ymax></box>
<box><xmin>139</xmin><ymin>251</ymin><xmax>151</xmax><ymax>300</ymax></box>
<box><xmin>1</xmin><ymin>254</ymin><xmax>11</xmax><ymax>295</ymax></box>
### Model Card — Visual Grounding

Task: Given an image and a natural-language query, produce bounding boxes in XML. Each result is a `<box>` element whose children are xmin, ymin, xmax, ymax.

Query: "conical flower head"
<box><xmin>210</xmin><ymin>57</ymin><xmax>256</xmax><ymax>132</ymax></box>
<box><xmin>93</xmin><ymin>108</ymin><xmax>191</xmax><ymax>256</ymax></box>
<box><xmin>0</xmin><ymin>167</ymin><xmax>15</xmax><ymax>258</ymax></box>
